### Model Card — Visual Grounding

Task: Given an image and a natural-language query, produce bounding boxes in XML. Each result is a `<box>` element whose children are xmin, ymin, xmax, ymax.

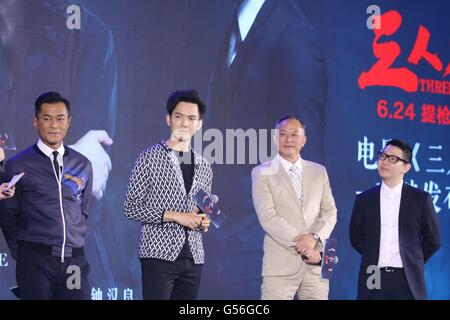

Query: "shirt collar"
<box><xmin>160</xmin><ymin>139</ymin><xmax>201</xmax><ymax>166</ymax></box>
<box><xmin>277</xmin><ymin>153</ymin><xmax>302</xmax><ymax>174</ymax></box>
<box><xmin>381</xmin><ymin>180</ymin><xmax>403</xmax><ymax>196</ymax></box>
<box><xmin>37</xmin><ymin>139</ymin><xmax>65</xmax><ymax>159</ymax></box>
<box><xmin>238</xmin><ymin>0</ymin><xmax>266</xmax><ymax>41</ymax></box>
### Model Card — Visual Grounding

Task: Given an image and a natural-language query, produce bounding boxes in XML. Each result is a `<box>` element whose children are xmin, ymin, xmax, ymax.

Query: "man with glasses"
<box><xmin>350</xmin><ymin>139</ymin><xmax>440</xmax><ymax>300</ymax></box>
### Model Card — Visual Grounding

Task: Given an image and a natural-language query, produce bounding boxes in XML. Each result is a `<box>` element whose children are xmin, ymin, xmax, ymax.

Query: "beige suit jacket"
<box><xmin>252</xmin><ymin>156</ymin><xmax>337</xmax><ymax>277</ymax></box>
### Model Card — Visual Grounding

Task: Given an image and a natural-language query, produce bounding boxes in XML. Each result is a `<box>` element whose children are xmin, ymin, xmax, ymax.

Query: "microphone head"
<box><xmin>333</xmin><ymin>256</ymin><xmax>339</xmax><ymax>264</ymax></box>
<box><xmin>210</xmin><ymin>194</ymin><xmax>219</xmax><ymax>203</ymax></box>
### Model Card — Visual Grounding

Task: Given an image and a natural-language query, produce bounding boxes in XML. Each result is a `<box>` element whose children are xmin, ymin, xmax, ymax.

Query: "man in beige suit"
<box><xmin>252</xmin><ymin>115</ymin><xmax>337</xmax><ymax>300</ymax></box>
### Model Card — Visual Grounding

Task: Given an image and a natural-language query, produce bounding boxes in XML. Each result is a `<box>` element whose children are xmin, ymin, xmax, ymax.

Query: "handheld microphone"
<box><xmin>193</xmin><ymin>189</ymin><xmax>226</xmax><ymax>228</ymax></box>
<box><xmin>197</xmin><ymin>194</ymin><xmax>218</xmax><ymax>213</ymax></box>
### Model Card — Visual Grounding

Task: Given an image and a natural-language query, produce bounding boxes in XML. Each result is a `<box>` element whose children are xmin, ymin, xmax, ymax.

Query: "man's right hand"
<box><xmin>0</xmin><ymin>147</ymin><xmax>5</xmax><ymax>162</ymax></box>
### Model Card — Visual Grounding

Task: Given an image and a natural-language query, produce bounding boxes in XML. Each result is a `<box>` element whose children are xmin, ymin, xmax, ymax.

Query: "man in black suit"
<box><xmin>350</xmin><ymin>139</ymin><xmax>440</xmax><ymax>300</ymax></box>
<box><xmin>208</xmin><ymin>0</ymin><xmax>326</xmax><ymax>161</ymax></box>
<box><xmin>204</xmin><ymin>0</ymin><xmax>327</xmax><ymax>297</ymax></box>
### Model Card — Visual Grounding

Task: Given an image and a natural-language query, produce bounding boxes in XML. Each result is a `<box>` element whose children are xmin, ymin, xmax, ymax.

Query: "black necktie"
<box><xmin>52</xmin><ymin>151</ymin><xmax>60</xmax><ymax>180</ymax></box>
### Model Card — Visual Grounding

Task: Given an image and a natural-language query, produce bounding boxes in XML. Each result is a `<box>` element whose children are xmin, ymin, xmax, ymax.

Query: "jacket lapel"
<box><xmin>228</xmin><ymin>0</ymin><xmax>279</xmax><ymax>75</ymax></box>
<box><xmin>169</xmin><ymin>151</ymin><xmax>187</xmax><ymax>196</ymax></box>
<box><xmin>398</xmin><ymin>183</ymin><xmax>411</xmax><ymax>245</ymax></box>
<box><xmin>160</xmin><ymin>141</ymin><xmax>188</xmax><ymax>196</ymax></box>
<box><xmin>188</xmin><ymin>150</ymin><xmax>203</xmax><ymax>197</ymax></box>
<box><xmin>273</xmin><ymin>158</ymin><xmax>303</xmax><ymax>213</ymax></box>
<box><xmin>301</xmin><ymin>159</ymin><xmax>311</xmax><ymax>211</ymax></box>
<box><xmin>373</xmin><ymin>185</ymin><xmax>381</xmax><ymax>262</ymax></box>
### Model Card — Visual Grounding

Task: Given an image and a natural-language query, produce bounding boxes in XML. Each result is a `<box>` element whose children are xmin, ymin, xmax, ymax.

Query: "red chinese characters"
<box><xmin>359</xmin><ymin>10</ymin><xmax>449</xmax><ymax>92</ymax></box>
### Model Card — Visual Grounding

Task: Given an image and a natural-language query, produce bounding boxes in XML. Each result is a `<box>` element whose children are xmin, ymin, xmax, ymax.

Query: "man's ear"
<box><xmin>196</xmin><ymin>119</ymin><xmax>203</xmax><ymax>132</ymax></box>
<box><xmin>272</xmin><ymin>129</ymin><xmax>280</xmax><ymax>150</ymax></box>
<box><xmin>32</xmin><ymin>116</ymin><xmax>38</xmax><ymax>128</ymax></box>
<box><xmin>403</xmin><ymin>163</ymin><xmax>412</xmax><ymax>174</ymax></box>
<box><xmin>166</xmin><ymin>114</ymin><xmax>171</xmax><ymax>126</ymax></box>
<box><xmin>302</xmin><ymin>135</ymin><xmax>308</xmax><ymax>148</ymax></box>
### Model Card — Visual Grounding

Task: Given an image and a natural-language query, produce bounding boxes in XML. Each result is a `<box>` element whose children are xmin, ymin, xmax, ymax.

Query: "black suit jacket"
<box><xmin>208</xmin><ymin>0</ymin><xmax>326</xmax><ymax>162</ymax></box>
<box><xmin>350</xmin><ymin>183</ymin><xmax>441</xmax><ymax>300</ymax></box>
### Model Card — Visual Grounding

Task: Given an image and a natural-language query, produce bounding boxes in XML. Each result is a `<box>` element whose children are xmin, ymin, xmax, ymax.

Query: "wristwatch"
<box><xmin>312</xmin><ymin>233</ymin><xmax>320</xmax><ymax>243</ymax></box>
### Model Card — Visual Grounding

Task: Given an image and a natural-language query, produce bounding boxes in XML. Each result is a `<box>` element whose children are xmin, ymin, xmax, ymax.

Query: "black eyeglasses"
<box><xmin>377</xmin><ymin>151</ymin><xmax>409</xmax><ymax>164</ymax></box>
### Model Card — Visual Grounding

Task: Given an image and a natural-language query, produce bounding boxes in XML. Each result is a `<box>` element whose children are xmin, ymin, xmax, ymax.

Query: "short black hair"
<box><xmin>166</xmin><ymin>89</ymin><xmax>206</xmax><ymax>119</ymax></box>
<box><xmin>35</xmin><ymin>91</ymin><xmax>70</xmax><ymax>117</ymax></box>
<box><xmin>275</xmin><ymin>115</ymin><xmax>306</xmax><ymax>135</ymax></box>
<box><xmin>384</xmin><ymin>139</ymin><xmax>412</xmax><ymax>163</ymax></box>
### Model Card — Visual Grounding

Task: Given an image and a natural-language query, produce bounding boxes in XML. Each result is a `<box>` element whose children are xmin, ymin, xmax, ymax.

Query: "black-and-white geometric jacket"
<box><xmin>123</xmin><ymin>140</ymin><xmax>213</xmax><ymax>264</ymax></box>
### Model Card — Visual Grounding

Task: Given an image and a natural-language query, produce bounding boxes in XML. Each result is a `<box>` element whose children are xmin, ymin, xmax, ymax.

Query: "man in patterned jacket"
<box><xmin>124</xmin><ymin>89</ymin><xmax>213</xmax><ymax>300</ymax></box>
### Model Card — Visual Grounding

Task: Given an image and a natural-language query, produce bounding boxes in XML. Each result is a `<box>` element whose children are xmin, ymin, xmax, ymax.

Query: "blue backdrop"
<box><xmin>0</xmin><ymin>0</ymin><xmax>448</xmax><ymax>300</ymax></box>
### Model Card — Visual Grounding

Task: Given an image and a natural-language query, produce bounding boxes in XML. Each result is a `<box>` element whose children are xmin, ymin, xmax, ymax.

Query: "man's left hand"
<box><xmin>302</xmin><ymin>248</ymin><xmax>322</xmax><ymax>265</ymax></box>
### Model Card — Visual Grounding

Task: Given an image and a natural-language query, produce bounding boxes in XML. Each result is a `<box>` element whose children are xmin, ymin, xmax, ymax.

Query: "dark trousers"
<box><xmin>141</xmin><ymin>257</ymin><xmax>202</xmax><ymax>300</ymax></box>
<box><xmin>16</xmin><ymin>242</ymin><xmax>91</xmax><ymax>300</ymax></box>
<box><xmin>368</xmin><ymin>267</ymin><xmax>414</xmax><ymax>300</ymax></box>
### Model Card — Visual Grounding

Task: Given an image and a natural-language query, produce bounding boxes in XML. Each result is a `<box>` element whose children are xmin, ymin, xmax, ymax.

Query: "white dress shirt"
<box><xmin>278</xmin><ymin>154</ymin><xmax>303</xmax><ymax>187</ymax></box>
<box><xmin>37</xmin><ymin>139</ymin><xmax>65</xmax><ymax>180</ymax></box>
<box><xmin>378</xmin><ymin>181</ymin><xmax>404</xmax><ymax>268</ymax></box>
<box><xmin>237</xmin><ymin>0</ymin><xmax>266</xmax><ymax>41</ymax></box>
<box><xmin>278</xmin><ymin>154</ymin><xmax>309</xmax><ymax>224</ymax></box>
<box><xmin>228</xmin><ymin>0</ymin><xmax>266</xmax><ymax>65</ymax></box>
